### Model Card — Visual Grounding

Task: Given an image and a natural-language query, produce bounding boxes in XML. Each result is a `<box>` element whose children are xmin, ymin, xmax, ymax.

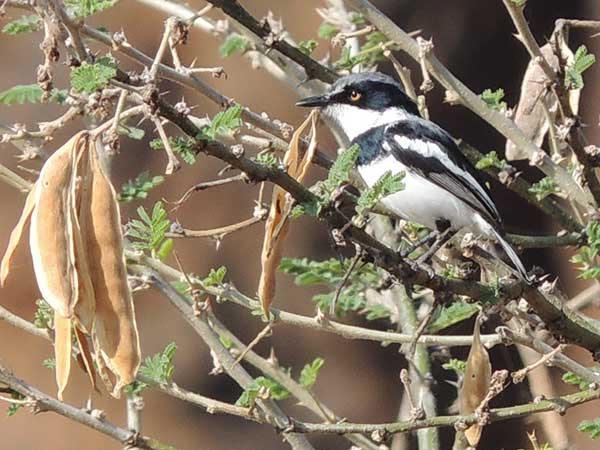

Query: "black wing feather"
<box><xmin>382</xmin><ymin>120</ymin><xmax>501</xmax><ymax>226</ymax></box>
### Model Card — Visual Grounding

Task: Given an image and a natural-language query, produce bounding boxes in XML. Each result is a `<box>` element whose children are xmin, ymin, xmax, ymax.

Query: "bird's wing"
<box><xmin>382</xmin><ymin>120</ymin><xmax>501</xmax><ymax>226</ymax></box>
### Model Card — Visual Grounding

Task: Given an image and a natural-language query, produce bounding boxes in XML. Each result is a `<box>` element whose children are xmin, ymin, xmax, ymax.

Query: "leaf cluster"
<box><xmin>442</xmin><ymin>358</ymin><xmax>467</xmax><ymax>375</ymax></box>
<box><xmin>131</xmin><ymin>342</ymin><xmax>178</xmax><ymax>394</ymax></box>
<box><xmin>0</xmin><ymin>84</ymin><xmax>67</xmax><ymax>105</ymax></box>
<box><xmin>578</xmin><ymin>418</ymin><xmax>600</xmax><ymax>439</ymax></box>
<box><xmin>475</xmin><ymin>150</ymin><xmax>507</xmax><ymax>170</ymax></box>
<box><xmin>219</xmin><ymin>34</ymin><xmax>250</xmax><ymax>58</ymax></box>
<box><xmin>528</xmin><ymin>177</ymin><xmax>558</xmax><ymax>201</ymax></box>
<box><xmin>236</xmin><ymin>376</ymin><xmax>290</xmax><ymax>407</ymax></box>
<box><xmin>2</xmin><ymin>15</ymin><xmax>41</xmax><ymax>35</ymax></box>
<box><xmin>64</xmin><ymin>0</ymin><xmax>117</xmax><ymax>18</ymax></box>
<box><xmin>428</xmin><ymin>300</ymin><xmax>479</xmax><ymax>333</ymax></box>
<box><xmin>481</xmin><ymin>88</ymin><xmax>507</xmax><ymax>112</ymax></box>
<box><xmin>199</xmin><ymin>105</ymin><xmax>244</xmax><ymax>141</ymax></box>
<box><xmin>335</xmin><ymin>32</ymin><xmax>398</xmax><ymax>70</ymax></box>
<box><xmin>279</xmin><ymin>257</ymin><xmax>386</xmax><ymax>318</ymax></box>
<box><xmin>355</xmin><ymin>170</ymin><xmax>404</xmax><ymax>215</ymax></box>
<box><xmin>236</xmin><ymin>357</ymin><xmax>325</xmax><ymax>406</ymax></box>
<box><xmin>119</xmin><ymin>171</ymin><xmax>164</xmax><ymax>203</ymax></box>
<box><xmin>70</xmin><ymin>56</ymin><xmax>117</xmax><ymax>94</ymax></box>
<box><xmin>565</xmin><ymin>45</ymin><xmax>595</xmax><ymax>90</ymax></box>
<box><xmin>127</xmin><ymin>202</ymin><xmax>173</xmax><ymax>260</ymax></box>
<box><xmin>562</xmin><ymin>366</ymin><xmax>600</xmax><ymax>390</ymax></box>
<box><xmin>150</xmin><ymin>136</ymin><xmax>197</xmax><ymax>164</ymax></box>
<box><xmin>571</xmin><ymin>222</ymin><xmax>600</xmax><ymax>279</ymax></box>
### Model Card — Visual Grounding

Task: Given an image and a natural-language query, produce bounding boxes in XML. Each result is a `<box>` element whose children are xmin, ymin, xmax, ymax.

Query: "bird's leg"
<box><xmin>416</xmin><ymin>227</ymin><xmax>455</xmax><ymax>264</ymax></box>
<box><xmin>399</xmin><ymin>229</ymin><xmax>440</xmax><ymax>258</ymax></box>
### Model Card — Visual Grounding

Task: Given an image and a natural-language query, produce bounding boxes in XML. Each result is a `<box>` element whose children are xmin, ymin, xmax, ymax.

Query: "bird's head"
<box><xmin>296</xmin><ymin>72</ymin><xmax>419</xmax><ymax>141</ymax></box>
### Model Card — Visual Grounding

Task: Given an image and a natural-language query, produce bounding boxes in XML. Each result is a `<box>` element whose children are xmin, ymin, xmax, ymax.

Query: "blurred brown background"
<box><xmin>1</xmin><ymin>1</ymin><xmax>600</xmax><ymax>449</ymax></box>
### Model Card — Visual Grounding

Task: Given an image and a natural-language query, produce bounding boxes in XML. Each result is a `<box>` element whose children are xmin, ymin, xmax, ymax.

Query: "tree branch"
<box><xmin>0</xmin><ymin>363</ymin><xmax>176</xmax><ymax>450</ymax></box>
<box><xmin>288</xmin><ymin>388</ymin><xmax>600</xmax><ymax>434</ymax></box>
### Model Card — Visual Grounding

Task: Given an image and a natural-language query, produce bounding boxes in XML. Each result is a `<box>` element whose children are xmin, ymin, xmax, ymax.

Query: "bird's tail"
<box><xmin>475</xmin><ymin>216</ymin><xmax>530</xmax><ymax>283</ymax></box>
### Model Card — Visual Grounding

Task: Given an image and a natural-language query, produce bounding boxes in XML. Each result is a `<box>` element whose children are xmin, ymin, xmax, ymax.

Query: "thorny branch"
<box><xmin>2</xmin><ymin>0</ymin><xmax>600</xmax><ymax>449</ymax></box>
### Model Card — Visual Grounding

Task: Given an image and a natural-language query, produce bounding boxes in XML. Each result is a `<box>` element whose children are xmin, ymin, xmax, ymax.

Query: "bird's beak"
<box><xmin>295</xmin><ymin>93</ymin><xmax>331</xmax><ymax>108</ymax></box>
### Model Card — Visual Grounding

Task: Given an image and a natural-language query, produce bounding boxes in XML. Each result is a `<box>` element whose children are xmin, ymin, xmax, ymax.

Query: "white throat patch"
<box><xmin>323</xmin><ymin>104</ymin><xmax>408</xmax><ymax>141</ymax></box>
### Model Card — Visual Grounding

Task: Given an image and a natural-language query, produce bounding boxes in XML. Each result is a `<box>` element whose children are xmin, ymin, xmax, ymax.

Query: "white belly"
<box><xmin>358</xmin><ymin>155</ymin><xmax>479</xmax><ymax>231</ymax></box>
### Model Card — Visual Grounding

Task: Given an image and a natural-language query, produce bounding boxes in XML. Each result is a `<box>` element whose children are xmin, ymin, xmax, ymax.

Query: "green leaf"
<box><xmin>481</xmin><ymin>88</ymin><xmax>507</xmax><ymax>112</ymax></box>
<box><xmin>528</xmin><ymin>177</ymin><xmax>558</xmax><ymax>201</ymax></box>
<box><xmin>562</xmin><ymin>367</ymin><xmax>600</xmax><ymax>390</ymax></box>
<box><xmin>33</xmin><ymin>299</ymin><xmax>53</xmax><ymax>329</ymax></box>
<box><xmin>70</xmin><ymin>56</ymin><xmax>117</xmax><ymax>93</ymax></box>
<box><xmin>219</xmin><ymin>34</ymin><xmax>249</xmax><ymax>58</ymax></box>
<box><xmin>318</xmin><ymin>23</ymin><xmax>339</xmax><ymax>39</ymax></box>
<box><xmin>578</xmin><ymin>418</ymin><xmax>600</xmax><ymax>439</ymax></box>
<box><xmin>2</xmin><ymin>15</ymin><xmax>41</xmax><ymax>35</ymax></box>
<box><xmin>349</xmin><ymin>12</ymin><xmax>366</xmax><ymax>25</ymax></box>
<box><xmin>118</xmin><ymin>125</ymin><xmax>145</xmax><ymax>140</ymax></box>
<box><xmin>236</xmin><ymin>376</ymin><xmax>290</xmax><ymax>407</ymax></box>
<box><xmin>219</xmin><ymin>334</ymin><xmax>233</xmax><ymax>349</ymax></box>
<box><xmin>573</xmin><ymin>223</ymin><xmax>600</xmax><ymax>279</ymax></box>
<box><xmin>363</xmin><ymin>304</ymin><xmax>391</xmax><ymax>321</ymax></box>
<box><xmin>138</xmin><ymin>342</ymin><xmax>177</xmax><ymax>385</ymax></box>
<box><xmin>123</xmin><ymin>380</ymin><xmax>147</xmax><ymax>396</ymax></box>
<box><xmin>253</xmin><ymin>152</ymin><xmax>279</xmax><ymax>168</ymax></box>
<box><xmin>0</xmin><ymin>84</ymin><xmax>67</xmax><ymax>105</ymax></box>
<box><xmin>279</xmin><ymin>257</ymin><xmax>380</xmax><ymax>317</ymax></box>
<box><xmin>299</xmin><ymin>358</ymin><xmax>325</xmax><ymax>388</ymax></box>
<box><xmin>6</xmin><ymin>392</ymin><xmax>25</xmax><ymax>417</ymax></box>
<box><xmin>442</xmin><ymin>358</ymin><xmax>467</xmax><ymax>375</ymax></box>
<box><xmin>126</xmin><ymin>201</ymin><xmax>171</xmax><ymax>257</ymax></box>
<box><xmin>42</xmin><ymin>358</ymin><xmax>56</xmax><ymax>369</ymax></box>
<box><xmin>203</xmin><ymin>266</ymin><xmax>227</xmax><ymax>287</ymax></box>
<box><xmin>334</xmin><ymin>47</ymin><xmax>354</xmax><ymax>70</ymax></box>
<box><xmin>510</xmin><ymin>0</ymin><xmax>527</xmax><ymax>6</ymax></box>
<box><xmin>334</xmin><ymin>32</ymin><xmax>397</xmax><ymax>69</ymax></box>
<box><xmin>64</xmin><ymin>0</ymin><xmax>117</xmax><ymax>18</ymax></box>
<box><xmin>322</xmin><ymin>144</ymin><xmax>360</xmax><ymax>194</ymax></box>
<box><xmin>200</xmin><ymin>104</ymin><xmax>244</xmax><ymax>141</ymax></box>
<box><xmin>150</xmin><ymin>136</ymin><xmax>197</xmax><ymax>164</ymax></box>
<box><xmin>428</xmin><ymin>301</ymin><xmax>479</xmax><ymax>333</ymax></box>
<box><xmin>119</xmin><ymin>171</ymin><xmax>164</xmax><ymax>203</ymax></box>
<box><xmin>156</xmin><ymin>238</ymin><xmax>173</xmax><ymax>261</ymax></box>
<box><xmin>475</xmin><ymin>150</ymin><xmax>507</xmax><ymax>170</ymax></box>
<box><xmin>356</xmin><ymin>170</ymin><xmax>404</xmax><ymax>215</ymax></box>
<box><xmin>566</xmin><ymin>45</ymin><xmax>595</xmax><ymax>90</ymax></box>
<box><xmin>299</xmin><ymin>39</ymin><xmax>318</xmax><ymax>56</ymax></box>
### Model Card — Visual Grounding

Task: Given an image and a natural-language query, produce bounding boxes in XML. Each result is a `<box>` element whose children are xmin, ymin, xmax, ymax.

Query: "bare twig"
<box><xmin>151</xmin><ymin>116</ymin><xmax>181</xmax><ymax>174</ymax></box>
<box><xmin>0</xmin><ymin>363</ymin><xmax>177</xmax><ymax>450</ymax></box>
<box><xmin>512</xmin><ymin>344</ymin><xmax>566</xmax><ymax>384</ymax></box>
<box><xmin>166</xmin><ymin>216</ymin><xmax>262</xmax><ymax>240</ymax></box>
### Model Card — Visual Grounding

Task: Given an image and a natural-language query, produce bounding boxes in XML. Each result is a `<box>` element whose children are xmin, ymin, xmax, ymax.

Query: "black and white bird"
<box><xmin>296</xmin><ymin>72</ymin><xmax>529</xmax><ymax>281</ymax></box>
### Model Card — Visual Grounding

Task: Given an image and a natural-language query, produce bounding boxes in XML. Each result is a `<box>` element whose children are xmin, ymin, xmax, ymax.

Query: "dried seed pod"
<box><xmin>72</xmin><ymin>136</ymin><xmax>96</xmax><ymax>335</ymax></box>
<box><xmin>506</xmin><ymin>44</ymin><xmax>559</xmax><ymax>161</ymax></box>
<box><xmin>1</xmin><ymin>183</ymin><xmax>37</xmax><ymax>286</ymax></box>
<box><xmin>29</xmin><ymin>133</ymin><xmax>81</xmax><ymax>318</ymax></box>
<box><xmin>258</xmin><ymin>111</ymin><xmax>318</xmax><ymax>317</ymax></box>
<box><xmin>54</xmin><ymin>312</ymin><xmax>72</xmax><ymax>400</ymax></box>
<box><xmin>459</xmin><ymin>315</ymin><xmax>492</xmax><ymax>447</ymax></box>
<box><xmin>83</xmin><ymin>142</ymin><xmax>140</xmax><ymax>396</ymax></box>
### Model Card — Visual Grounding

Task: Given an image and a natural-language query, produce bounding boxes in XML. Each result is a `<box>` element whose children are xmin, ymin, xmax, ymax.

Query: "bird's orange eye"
<box><xmin>349</xmin><ymin>90</ymin><xmax>362</xmax><ymax>102</ymax></box>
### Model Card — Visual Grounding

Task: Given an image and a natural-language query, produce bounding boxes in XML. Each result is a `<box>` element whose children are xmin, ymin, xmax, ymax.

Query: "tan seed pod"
<box><xmin>258</xmin><ymin>111</ymin><xmax>318</xmax><ymax>317</ymax></box>
<box><xmin>1</xmin><ymin>183</ymin><xmax>37</xmax><ymax>286</ymax></box>
<box><xmin>83</xmin><ymin>142</ymin><xmax>140</xmax><ymax>396</ymax></box>
<box><xmin>54</xmin><ymin>312</ymin><xmax>72</xmax><ymax>401</ymax></box>
<box><xmin>459</xmin><ymin>315</ymin><xmax>492</xmax><ymax>447</ymax></box>
<box><xmin>29</xmin><ymin>133</ymin><xmax>82</xmax><ymax>318</ymax></box>
<box><xmin>71</xmin><ymin>135</ymin><xmax>96</xmax><ymax>335</ymax></box>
